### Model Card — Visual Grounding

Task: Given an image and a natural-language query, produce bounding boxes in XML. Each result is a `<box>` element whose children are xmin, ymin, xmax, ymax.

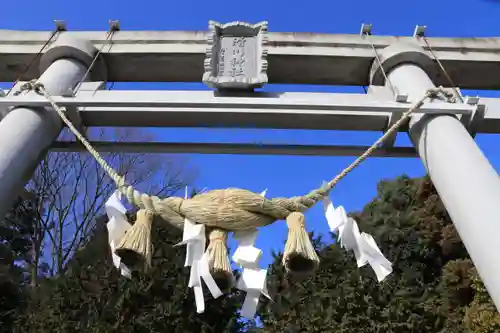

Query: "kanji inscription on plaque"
<box><xmin>203</xmin><ymin>21</ymin><xmax>268</xmax><ymax>89</ymax></box>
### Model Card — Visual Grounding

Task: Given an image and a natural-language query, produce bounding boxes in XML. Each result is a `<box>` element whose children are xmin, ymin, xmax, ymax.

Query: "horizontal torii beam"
<box><xmin>2</xmin><ymin>30</ymin><xmax>500</xmax><ymax>89</ymax></box>
<box><xmin>50</xmin><ymin>141</ymin><xmax>418</xmax><ymax>157</ymax></box>
<box><xmin>0</xmin><ymin>90</ymin><xmax>492</xmax><ymax>133</ymax></box>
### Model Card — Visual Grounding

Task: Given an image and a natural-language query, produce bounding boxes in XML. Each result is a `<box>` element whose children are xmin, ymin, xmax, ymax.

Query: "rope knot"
<box><xmin>426</xmin><ymin>87</ymin><xmax>440</xmax><ymax>99</ymax></box>
<box><xmin>14</xmin><ymin>80</ymin><xmax>45</xmax><ymax>96</ymax></box>
<box><xmin>32</xmin><ymin>81</ymin><xmax>45</xmax><ymax>95</ymax></box>
<box><xmin>426</xmin><ymin>86</ymin><xmax>456</xmax><ymax>103</ymax></box>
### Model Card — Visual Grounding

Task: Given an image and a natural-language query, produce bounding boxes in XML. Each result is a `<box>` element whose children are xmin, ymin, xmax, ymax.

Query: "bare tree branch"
<box><xmin>25</xmin><ymin>127</ymin><xmax>196</xmax><ymax>278</ymax></box>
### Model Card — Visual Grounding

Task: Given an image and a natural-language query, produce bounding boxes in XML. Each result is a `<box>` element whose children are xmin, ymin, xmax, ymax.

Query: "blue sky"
<box><xmin>1</xmin><ymin>0</ymin><xmax>500</xmax><ymax>269</ymax></box>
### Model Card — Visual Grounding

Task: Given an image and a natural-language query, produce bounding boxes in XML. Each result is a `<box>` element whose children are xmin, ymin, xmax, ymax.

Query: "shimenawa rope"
<box><xmin>18</xmin><ymin>80</ymin><xmax>446</xmax><ymax>229</ymax></box>
<box><xmin>16</xmin><ymin>80</ymin><xmax>449</xmax><ymax>277</ymax></box>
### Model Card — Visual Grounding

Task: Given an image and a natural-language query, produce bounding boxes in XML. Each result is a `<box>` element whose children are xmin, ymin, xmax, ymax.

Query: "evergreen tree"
<box><xmin>0</xmin><ymin>194</ymin><xmax>38</xmax><ymax>332</ymax></box>
<box><xmin>463</xmin><ymin>267</ymin><xmax>500</xmax><ymax>332</ymax></box>
<box><xmin>16</xmin><ymin>212</ymin><xmax>245</xmax><ymax>333</ymax></box>
<box><xmin>258</xmin><ymin>175</ymin><xmax>497</xmax><ymax>332</ymax></box>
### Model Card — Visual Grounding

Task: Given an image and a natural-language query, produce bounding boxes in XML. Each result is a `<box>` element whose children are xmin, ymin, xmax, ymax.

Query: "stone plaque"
<box><xmin>203</xmin><ymin>21</ymin><xmax>268</xmax><ymax>90</ymax></box>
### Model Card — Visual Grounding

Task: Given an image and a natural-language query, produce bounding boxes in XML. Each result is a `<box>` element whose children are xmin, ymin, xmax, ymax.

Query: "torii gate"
<box><xmin>1</xmin><ymin>21</ymin><xmax>500</xmax><ymax>311</ymax></box>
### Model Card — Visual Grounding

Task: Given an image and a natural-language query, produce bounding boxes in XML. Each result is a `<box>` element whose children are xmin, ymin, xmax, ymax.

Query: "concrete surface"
<box><xmin>2</xmin><ymin>30</ymin><xmax>500</xmax><ymax>88</ymax></box>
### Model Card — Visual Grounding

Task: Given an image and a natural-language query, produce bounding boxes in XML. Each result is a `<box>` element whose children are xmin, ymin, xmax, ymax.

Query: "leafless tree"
<box><xmin>25</xmin><ymin>127</ymin><xmax>196</xmax><ymax>285</ymax></box>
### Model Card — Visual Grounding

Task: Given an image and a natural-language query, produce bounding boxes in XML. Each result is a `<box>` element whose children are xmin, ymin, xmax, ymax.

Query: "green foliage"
<box><xmin>0</xmin><ymin>195</ymin><xmax>38</xmax><ymax>333</ymax></box>
<box><xmin>5</xmin><ymin>175</ymin><xmax>500</xmax><ymax>332</ymax></box>
<box><xmin>258</xmin><ymin>175</ymin><xmax>498</xmax><ymax>332</ymax></box>
<box><xmin>14</xmin><ymin>213</ymin><xmax>245</xmax><ymax>333</ymax></box>
<box><xmin>463</xmin><ymin>268</ymin><xmax>500</xmax><ymax>333</ymax></box>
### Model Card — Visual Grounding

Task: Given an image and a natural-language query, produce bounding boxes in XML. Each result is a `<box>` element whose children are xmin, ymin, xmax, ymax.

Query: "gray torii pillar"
<box><xmin>0</xmin><ymin>35</ymin><xmax>99</xmax><ymax>219</ymax></box>
<box><xmin>371</xmin><ymin>42</ymin><xmax>500</xmax><ymax>311</ymax></box>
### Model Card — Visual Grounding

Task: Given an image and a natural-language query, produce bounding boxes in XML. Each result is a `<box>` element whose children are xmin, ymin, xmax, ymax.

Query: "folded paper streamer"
<box><xmin>105</xmin><ymin>190</ymin><xmax>132</xmax><ymax>279</ymax></box>
<box><xmin>175</xmin><ymin>187</ymin><xmax>222</xmax><ymax>313</ymax></box>
<box><xmin>323</xmin><ymin>197</ymin><xmax>392</xmax><ymax>282</ymax></box>
<box><xmin>232</xmin><ymin>189</ymin><xmax>271</xmax><ymax>319</ymax></box>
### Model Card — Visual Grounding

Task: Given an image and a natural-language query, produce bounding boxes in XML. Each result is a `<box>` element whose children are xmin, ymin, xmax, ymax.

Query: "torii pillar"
<box><xmin>370</xmin><ymin>42</ymin><xmax>500</xmax><ymax>311</ymax></box>
<box><xmin>0</xmin><ymin>35</ymin><xmax>100</xmax><ymax>219</ymax></box>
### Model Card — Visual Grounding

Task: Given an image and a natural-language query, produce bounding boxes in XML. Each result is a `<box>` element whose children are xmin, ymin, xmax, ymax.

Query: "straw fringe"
<box><xmin>115</xmin><ymin>209</ymin><xmax>154</xmax><ymax>271</ymax></box>
<box><xmin>206</xmin><ymin>228</ymin><xmax>234</xmax><ymax>292</ymax></box>
<box><xmin>283</xmin><ymin>212</ymin><xmax>319</xmax><ymax>277</ymax></box>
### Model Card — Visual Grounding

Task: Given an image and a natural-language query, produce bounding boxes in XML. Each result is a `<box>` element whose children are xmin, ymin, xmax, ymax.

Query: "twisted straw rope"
<box><xmin>19</xmin><ymin>80</ymin><xmax>448</xmax><ymax>231</ymax></box>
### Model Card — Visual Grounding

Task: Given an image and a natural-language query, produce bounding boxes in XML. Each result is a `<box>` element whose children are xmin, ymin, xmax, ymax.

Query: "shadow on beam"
<box><xmin>50</xmin><ymin>141</ymin><xmax>418</xmax><ymax>158</ymax></box>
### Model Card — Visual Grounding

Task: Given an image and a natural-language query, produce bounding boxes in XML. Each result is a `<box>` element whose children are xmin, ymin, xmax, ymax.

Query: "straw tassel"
<box><xmin>282</xmin><ymin>212</ymin><xmax>320</xmax><ymax>277</ymax></box>
<box><xmin>115</xmin><ymin>209</ymin><xmax>154</xmax><ymax>272</ymax></box>
<box><xmin>206</xmin><ymin>228</ymin><xmax>234</xmax><ymax>292</ymax></box>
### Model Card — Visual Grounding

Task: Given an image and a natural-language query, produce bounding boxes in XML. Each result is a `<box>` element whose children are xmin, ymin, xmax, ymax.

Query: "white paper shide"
<box><xmin>174</xmin><ymin>187</ymin><xmax>222</xmax><ymax>313</ymax></box>
<box><xmin>105</xmin><ymin>190</ymin><xmax>132</xmax><ymax>279</ymax></box>
<box><xmin>323</xmin><ymin>197</ymin><xmax>393</xmax><ymax>282</ymax></box>
<box><xmin>232</xmin><ymin>189</ymin><xmax>271</xmax><ymax>319</ymax></box>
